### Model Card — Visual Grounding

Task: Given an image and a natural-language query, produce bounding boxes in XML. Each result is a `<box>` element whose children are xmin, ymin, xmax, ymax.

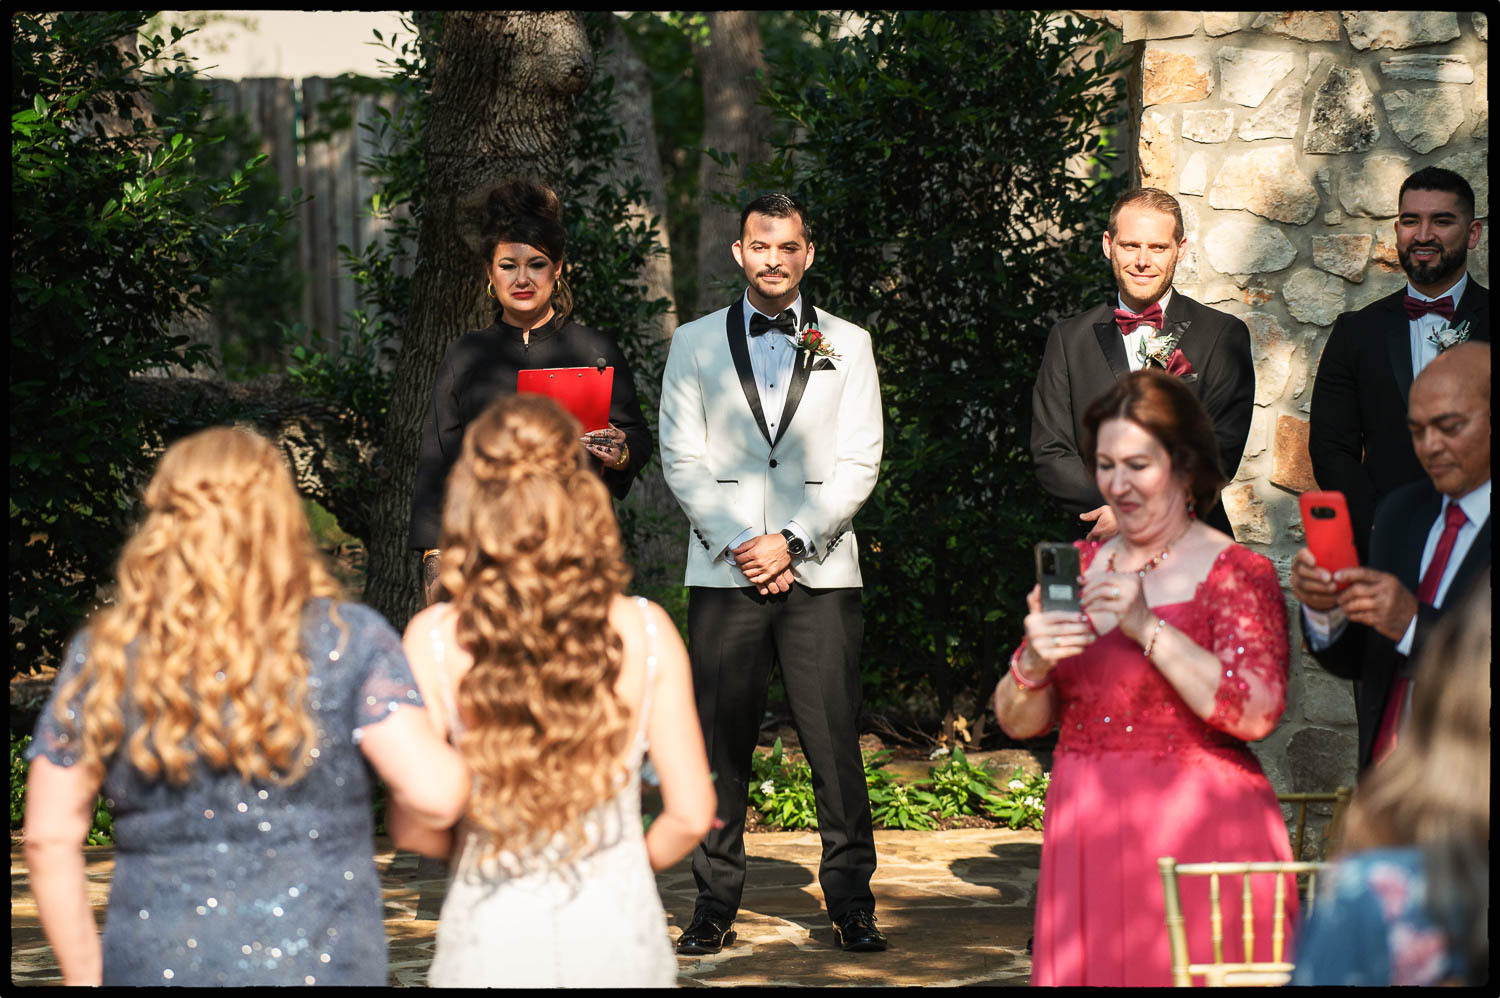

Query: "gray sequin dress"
<box><xmin>26</xmin><ymin>598</ymin><xmax>422</xmax><ymax>987</ymax></box>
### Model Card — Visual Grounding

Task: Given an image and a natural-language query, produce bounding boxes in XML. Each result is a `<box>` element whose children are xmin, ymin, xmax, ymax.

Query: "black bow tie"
<box><xmin>749</xmin><ymin>310</ymin><xmax>797</xmax><ymax>337</ymax></box>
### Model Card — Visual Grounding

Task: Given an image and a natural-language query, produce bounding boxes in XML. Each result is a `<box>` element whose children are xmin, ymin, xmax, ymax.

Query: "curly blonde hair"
<box><xmin>54</xmin><ymin>426</ymin><xmax>341</xmax><ymax>785</ymax></box>
<box><xmin>439</xmin><ymin>394</ymin><xmax>632</xmax><ymax>860</ymax></box>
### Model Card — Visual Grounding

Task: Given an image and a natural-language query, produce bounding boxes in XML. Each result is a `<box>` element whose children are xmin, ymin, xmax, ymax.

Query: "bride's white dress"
<box><xmin>427</xmin><ymin>597</ymin><xmax>678</xmax><ymax>987</ymax></box>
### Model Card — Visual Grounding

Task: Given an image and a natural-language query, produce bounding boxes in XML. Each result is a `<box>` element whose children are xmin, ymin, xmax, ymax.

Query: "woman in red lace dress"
<box><xmin>993</xmin><ymin>369</ymin><xmax>1296</xmax><ymax>986</ymax></box>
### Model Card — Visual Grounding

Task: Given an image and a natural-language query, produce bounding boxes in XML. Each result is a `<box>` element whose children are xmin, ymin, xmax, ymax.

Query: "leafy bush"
<box><xmin>927</xmin><ymin>745</ymin><xmax>1006</xmax><ymax>820</ymax></box>
<box><xmin>11</xmin><ymin>12</ymin><xmax>295</xmax><ymax>678</ymax></box>
<box><xmin>987</xmin><ymin>767</ymin><xmax>1050</xmax><ymax>831</ymax></box>
<box><xmin>748</xmin><ymin>737</ymin><xmax>818</xmax><ymax>830</ymax></box>
<box><xmin>864</xmin><ymin>750</ymin><xmax>941</xmax><ymax>830</ymax></box>
<box><xmin>11</xmin><ymin>732</ymin><xmax>115</xmax><ymax>845</ymax></box>
<box><xmin>750</xmin><ymin>11</ymin><xmax>1129</xmax><ymax>724</ymax></box>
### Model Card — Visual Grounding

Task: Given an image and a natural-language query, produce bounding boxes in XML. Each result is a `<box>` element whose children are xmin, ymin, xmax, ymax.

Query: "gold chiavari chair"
<box><xmin>1158</xmin><ymin>857</ymin><xmax>1330</xmax><ymax>987</ymax></box>
<box><xmin>1276</xmin><ymin>786</ymin><xmax>1353</xmax><ymax>860</ymax></box>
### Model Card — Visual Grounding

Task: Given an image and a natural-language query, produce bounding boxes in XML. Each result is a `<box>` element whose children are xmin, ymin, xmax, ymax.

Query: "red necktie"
<box><xmin>1371</xmin><ymin>502</ymin><xmax>1468</xmax><ymax>764</ymax></box>
<box><xmin>1403</xmin><ymin>294</ymin><xmax>1455</xmax><ymax>321</ymax></box>
<box><xmin>1114</xmin><ymin>301</ymin><xmax>1164</xmax><ymax>335</ymax></box>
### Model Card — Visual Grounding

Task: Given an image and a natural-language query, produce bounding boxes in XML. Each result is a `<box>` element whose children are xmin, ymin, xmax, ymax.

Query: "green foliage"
<box><xmin>11</xmin><ymin>12</ymin><xmax>297</xmax><ymax>677</ymax></box>
<box><xmin>11</xmin><ymin>732</ymin><xmax>115</xmax><ymax>844</ymax></box>
<box><xmin>864</xmin><ymin>750</ymin><xmax>941</xmax><ymax>830</ymax></box>
<box><xmin>748</xmin><ymin>737</ymin><xmax>819</xmax><ymax>829</ymax></box>
<box><xmin>986</xmin><ymin>767</ymin><xmax>1050</xmax><ymax>831</ymax></box>
<box><xmin>747</xmin><ymin>740</ymin><xmax>1050</xmax><ymax>832</ymax></box>
<box><xmin>750</xmin><ymin>10</ymin><xmax>1129</xmax><ymax>719</ymax></box>
<box><xmin>926</xmin><ymin>745</ymin><xmax>1006</xmax><ymax>819</ymax></box>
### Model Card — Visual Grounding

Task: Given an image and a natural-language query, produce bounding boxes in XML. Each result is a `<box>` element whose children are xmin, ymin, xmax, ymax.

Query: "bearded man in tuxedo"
<box><xmin>1031</xmin><ymin>188</ymin><xmax>1254</xmax><ymax>540</ymax></box>
<box><xmin>1309</xmin><ymin>166</ymin><xmax>1490</xmax><ymax>558</ymax></box>
<box><xmin>658</xmin><ymin>193</ymin><xmax>887</xmax><ymax>955</ymax></box>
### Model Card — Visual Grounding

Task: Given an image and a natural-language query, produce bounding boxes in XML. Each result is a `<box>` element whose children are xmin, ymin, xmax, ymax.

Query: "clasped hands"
<box><xmin>582</xmin><ymin>425</ymin><xmax>629</xmax><ymax>470</ymax></box>
<box><xmin>1016</xmin><ymin>570</ymin><xmax>1155</xmax><ymax>683</ymax></box>
<box><xmin>1289</xmin><ymin>548</ymin><xmax>1418</xmax><ymax>643</ymax></box>
<box><xmin>733</xmin><ymin>533</ymin><xmax>795</xmax><ymax>595</ymax></box>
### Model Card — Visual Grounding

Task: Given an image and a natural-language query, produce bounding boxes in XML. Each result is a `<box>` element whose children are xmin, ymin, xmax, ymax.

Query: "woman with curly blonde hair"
<box><xmin>24</xmin><ymin>426</ymin><xmax>469</xmax><ymax>986</ymax></box>
<box><xmin>402</xmin><ymin>394</ymin><xmax>715</xmax><ymax>987</ymax></box>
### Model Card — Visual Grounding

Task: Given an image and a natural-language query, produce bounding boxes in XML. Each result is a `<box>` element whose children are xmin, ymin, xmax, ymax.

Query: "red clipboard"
<box><xmin>516</xmin><ymin>366</ymin><xmax>614</xmax><ymax>433</ymax></box>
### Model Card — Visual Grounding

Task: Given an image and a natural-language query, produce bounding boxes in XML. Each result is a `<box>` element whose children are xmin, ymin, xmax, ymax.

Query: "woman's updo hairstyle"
<box><xmin>479</xmin><ymin>177</ymin><xmax>572</xmax><ymax>323</ymax></box>
<box><xmin>1081</xmin><ymin>368</ymin><xmax>1226</xmax><ymax>517</ymax></box>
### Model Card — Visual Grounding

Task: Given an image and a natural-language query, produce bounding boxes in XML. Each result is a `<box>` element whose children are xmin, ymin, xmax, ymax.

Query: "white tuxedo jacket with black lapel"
<box><xmin>659</xmin><ymin>297</ymin><xmax>883</xmax><ymax>589</ymax></box>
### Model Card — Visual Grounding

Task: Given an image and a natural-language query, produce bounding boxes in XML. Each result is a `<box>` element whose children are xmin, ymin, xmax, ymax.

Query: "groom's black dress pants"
<box><xmin>687</xmin><ymin>583</ymin><xmax>877</xmax><ymax>923</ymax></box>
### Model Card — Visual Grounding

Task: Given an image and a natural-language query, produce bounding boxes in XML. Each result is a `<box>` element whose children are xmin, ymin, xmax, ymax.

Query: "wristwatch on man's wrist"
<box><xmin>780</xmin><ymin>528</ymin><xmax>806</xmax><ymax>558</ymax></box>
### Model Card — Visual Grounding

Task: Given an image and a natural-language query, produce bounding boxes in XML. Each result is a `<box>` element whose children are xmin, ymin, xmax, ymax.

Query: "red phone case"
<box><xmin>1300</xmin><ymin>490</ymin><xmax>1359</xmax><ymax>580</ymax></box>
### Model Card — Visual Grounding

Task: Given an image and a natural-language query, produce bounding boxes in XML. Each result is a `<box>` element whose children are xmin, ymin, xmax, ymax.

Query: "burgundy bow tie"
<box><xmin>1114</xmin><ymin>301</ymin><xmax>1164</xmax><ymax>335</ymax></box>
<box><xmin>1404</xmin><ymin>294</ymin><xmax>1455</xmax><ymax>321</ymax></box>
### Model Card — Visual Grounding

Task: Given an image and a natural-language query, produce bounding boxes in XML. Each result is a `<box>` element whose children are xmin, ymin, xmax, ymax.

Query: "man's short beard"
<box><xmin>1400</xmin><ymin>242</ymin><xmax>1467</xmax><ymax>287</ymax></box>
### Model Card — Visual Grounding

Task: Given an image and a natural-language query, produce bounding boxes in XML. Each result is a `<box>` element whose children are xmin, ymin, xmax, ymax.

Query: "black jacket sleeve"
<box><xmin>407</xmin><ymin>342</ymin><xmax>464</xmax><ymax>551</ymax></box>
<box><xmin>595</xmin><ymin>333</ymin><xmax>652</xmax><ymax>501</ymax></box>
<box><xmin>1308</xmin><ymin>314</ymin><xmax>1379</xmax><ymax>553</ymax></box>
<box><xmin>1195</xmin><ymin>314</ymin><xmax>1255</xmax><ymax>482</ymax></box>
<box><xmin>1030</xmin><ymin>321</ymin><xmax>1104</xmax><ymax>517</ymax></box>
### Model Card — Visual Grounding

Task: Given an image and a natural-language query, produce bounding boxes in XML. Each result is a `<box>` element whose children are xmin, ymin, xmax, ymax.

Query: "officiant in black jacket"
<box><xmin>408</xmin><ymin>179</ymin><xmax>651</xmax><ymax>602</ymax></box>
<box><xmin>1031</xmin><ymin>188</ymin><xmax>1253</xmax><ymax>540</ymax></box>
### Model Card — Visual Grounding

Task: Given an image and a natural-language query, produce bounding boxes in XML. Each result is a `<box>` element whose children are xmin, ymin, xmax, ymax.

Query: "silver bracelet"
<box><xmin>1142</xmin><ymin>617</ymin><xmax>1168</xmax><ymax>658</ymax></box>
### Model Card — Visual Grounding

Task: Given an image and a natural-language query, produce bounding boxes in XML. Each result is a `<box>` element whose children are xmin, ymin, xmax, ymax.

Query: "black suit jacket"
<box><xmin>1308</xmin><ymin>280</ymin><xmax>1490</xmax><ymax>558</ymax></box>
<box><xmin>1305</xmin><ymin>478</ymin><xmax>1492</xmax><ymax>772</ymax></box>
<box><xmin>407</xmin><ymin>316</ymin><xmax>653</xmax><ymax>550</ymax></box>
<box><xmin>1030</xmin><ymin>292</ymin><xmax>1255</xmax><ymax>538</ymax></box>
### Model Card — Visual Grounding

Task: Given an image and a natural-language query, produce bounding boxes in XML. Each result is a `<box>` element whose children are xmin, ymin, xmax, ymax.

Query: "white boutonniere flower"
<box><xmin>1427</xmin><ymin>320</ymin><xmax>1471</xmax><ymax>353</ymax></box>
<box><xmin>1137</xmin><ymin>327</ymin><xmax>1179</xmax><ymax>368</ymax></box>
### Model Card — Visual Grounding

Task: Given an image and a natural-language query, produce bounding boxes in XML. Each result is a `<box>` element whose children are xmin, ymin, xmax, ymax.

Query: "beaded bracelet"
<box><xmin>1009</xmin><ymin>644</ymin><xmax>1055</xmax><ymax>691</ymax></box>
<box><xmin>1142</xmin><ymin>617</ymin><xmax>1168</xmax><ymax>658</ymax></box>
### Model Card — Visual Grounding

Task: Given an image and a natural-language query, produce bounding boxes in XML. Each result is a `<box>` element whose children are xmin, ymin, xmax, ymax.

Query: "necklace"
<box><xmin>1107</xmin><ymin>521</ymin><xmax>1193</xmax><ymax>580</ymax></box>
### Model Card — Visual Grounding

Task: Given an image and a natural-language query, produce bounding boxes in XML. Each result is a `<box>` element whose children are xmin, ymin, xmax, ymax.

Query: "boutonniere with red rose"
<box><xmin>794</xmin><ymin>321</ymin><xmax>841</xmax><ymax>368</ymax></box>
<box><xmin>1138</xmin><ymin>328</ymin><xmax>1196</xmax><ymax>379</ymax></box>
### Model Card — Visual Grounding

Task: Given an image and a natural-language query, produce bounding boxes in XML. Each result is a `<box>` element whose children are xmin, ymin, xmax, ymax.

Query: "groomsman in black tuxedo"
<box><xmin>659</xmin><ymin>193</ymin><xmax>887</xmax><ymax>954</ymax></box>
<box><xmin>1031</xmin><ymin>188</ymin><xmax>1254</xmax><ymax>540</ymax></box>
<box><xmin>1309</xmin><ymin>166</ymin><xmax>1490</xmax><ymax>558</ymax></box>
<box><xmin>1292</xmin><ymin>342</ymin><xmax>1490</xmax><ymax>773</ymax></box>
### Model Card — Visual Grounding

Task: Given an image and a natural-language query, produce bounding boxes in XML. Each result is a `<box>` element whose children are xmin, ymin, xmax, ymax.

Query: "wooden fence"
<box><xmin>198</xmin><ymin>76</ymin><xmax>414</xmax><ymax>354</ymax></box>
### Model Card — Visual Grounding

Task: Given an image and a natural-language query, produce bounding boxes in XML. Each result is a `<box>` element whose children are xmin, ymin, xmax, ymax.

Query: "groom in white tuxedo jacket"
<box><xmin>659</xmin><ymin>193</ymin><xmax>887</xmax><ymax>954</ymax></box>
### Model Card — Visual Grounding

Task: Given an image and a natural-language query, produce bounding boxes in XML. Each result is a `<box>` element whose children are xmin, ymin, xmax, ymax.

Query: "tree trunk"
<box><xmin>362</xmin><ymin>12</ymin><xmax>594</xmax><ymax>631</ymax></box>
<box><xmin>596</xmin><ymin>14</ymin><xmax>688</xmax><ymax>597</ymax></box>
<box><xmin>692</xmin><ymin>12</ymin><xmax>772</xmax><ymax>316</ymax></box>
<box><xmin>597</xmin><ymin>14</ymin><xmax>677</xmax><ymax>342</ymax></box>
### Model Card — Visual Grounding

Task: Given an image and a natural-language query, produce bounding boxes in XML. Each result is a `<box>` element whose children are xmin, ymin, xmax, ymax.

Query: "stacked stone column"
<box><xmin>1079</xmin><ymin>10</ymin><xmax>1489</xmax><ymax>821</ymax></box>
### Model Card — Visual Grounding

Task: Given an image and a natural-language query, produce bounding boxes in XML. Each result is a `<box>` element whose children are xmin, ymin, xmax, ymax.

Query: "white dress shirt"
<box><xmin>1117</xmin><ymin>288</ymin><xmax>1174</xmax><ymax>373</ymax></box>
<box><xmin>1303</xmin><ymin>479</ymin><xmax>1490</xmax><ymax>656</ymax></box>
<box><xmin>725</xmin><ymin>291</ymin><xmax>814</xmax><ymax>562</ymax></box>
<box><xmin>1406</xmin><ymin>273</ymin><xmax>1470</xmax><ymax>379</ymax></box>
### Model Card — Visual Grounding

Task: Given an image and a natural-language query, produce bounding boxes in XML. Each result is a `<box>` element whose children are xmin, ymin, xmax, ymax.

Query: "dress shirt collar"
<box><xmin>1116</xmin><ymin>287</ymin><xmax>1174</xmax><ymax>323</ymax></box>
<box><xmin>1444</xmin><ymin>478</ymin><xmax>1491</xmax><ymax>527</ymax></box>
<box><xmin>1406</xmin><ymin>272</ymin><xmax>1470</xmax><ymax>311</ymax></box>
<box><xmin>743</xmin><ymin>290</ymin><xmax>803</xmax><ymax>336</ymax></box>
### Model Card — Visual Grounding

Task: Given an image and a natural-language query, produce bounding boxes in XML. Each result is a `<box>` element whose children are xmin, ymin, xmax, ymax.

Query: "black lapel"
<box><xmin>1093</xmin><ymin>308</ymin><xmax>1130</xmax><ymax>380</ymax></box>
<box><xmin>1447</xmin><ymin>514</ymin><xmax>1492</xmax><ymax>604</ymax></box>
<box><xmin>1452</xmin><ymin>280</ymin><xmax>1490</xmax><ymax>339</ymax></box>
<box><xmin>1164</xmin><ymin>293</ymin><xmax>1194</xmax><ymax>363</ymax></box>
<box><xmin>726</xmin><ymin>298</ymin><xmax>773</xmax><ymax>446</ymax></box>
<box><xmin>772</xmin><ymin>298</ymin><xmax>816</xmax><ymax>446</ymax></box>
<box><xmin>1400</xmin><ymin>487</ymin><xmax>1446</xmax><ymax>590</ymax></box>
<box><xmin>1380</xmin><ymin>292</ymin><xmax>1416</xmax><ymax>403</ymax></box>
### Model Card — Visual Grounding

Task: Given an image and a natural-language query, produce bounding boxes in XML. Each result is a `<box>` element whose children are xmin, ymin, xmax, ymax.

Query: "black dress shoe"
<box><xmin>832</xmin><ymin>909</ymin><xmax>888</xmax><ymax>952</ymax></box>
<box><xmin>676</xmin><ymin>911</ymin><xmax>736</xmax><ymax>955</ymax></box>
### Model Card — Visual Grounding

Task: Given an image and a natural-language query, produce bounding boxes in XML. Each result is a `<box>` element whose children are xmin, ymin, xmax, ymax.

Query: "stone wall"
<box><xmin>1081</xmin><ymin>11</ymin><xmax>1489</xmax><ymax>823</ymax></box>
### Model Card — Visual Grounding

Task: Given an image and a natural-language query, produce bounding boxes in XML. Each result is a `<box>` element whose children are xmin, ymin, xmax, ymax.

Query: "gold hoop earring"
<box><xmin>486</xmin><ymin>280</ymin><xmax>496</xmax><ymax>299</ymax></box>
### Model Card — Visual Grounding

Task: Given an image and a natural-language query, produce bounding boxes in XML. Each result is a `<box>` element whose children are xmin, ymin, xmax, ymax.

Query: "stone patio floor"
<box><xmin>11</xmin><ymin>828</ymin><xmax>1040</xmax><ymax>987</ymax></box>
